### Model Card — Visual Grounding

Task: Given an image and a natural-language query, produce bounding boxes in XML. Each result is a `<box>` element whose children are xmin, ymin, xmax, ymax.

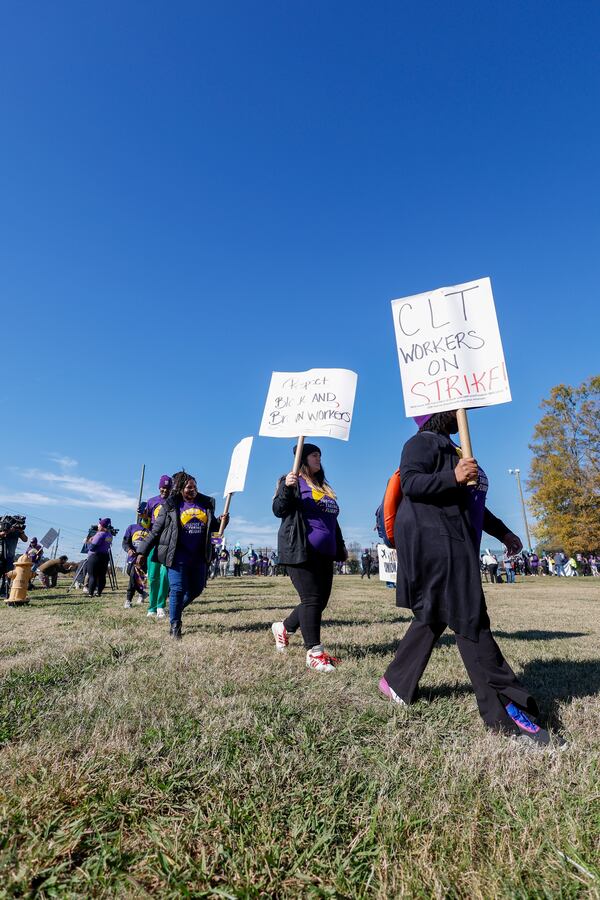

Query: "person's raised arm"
<box><xmin>272</xmin><ymin>475</ymin><xmax>300</xmax><ymax>518</ymax></box>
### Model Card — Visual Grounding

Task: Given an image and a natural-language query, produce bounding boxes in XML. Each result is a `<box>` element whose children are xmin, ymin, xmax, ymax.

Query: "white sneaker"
<box><xmin>146</xmin><ymin>610</ymin><xmax>156</xmax><ymax>618</ymax></box>
<box><xmin>306</xmin><ymin>645</ymin><xmax>340</xmax><ymax>672</ymax></box>
<box><xmin>156</xmin><ymin>608</ymin><xmax>166</xmax><ymax>620</ymax></box>
<box><xmin>124</xmin><ymin>600</ymin><xmax>132</xmax><ymax>609</ymax></box>
<box><xmin>271</xmin><ymin>622</ymin><xmax>289</xmax><ymax>652</ymax></box>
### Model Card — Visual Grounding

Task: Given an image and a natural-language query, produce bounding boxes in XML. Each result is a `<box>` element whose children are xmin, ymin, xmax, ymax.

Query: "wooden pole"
<box><xmin>292</xmin><ymin>437</ymin><xmax>305</xmax><ymax>476</ymax></box>
<box><xmin>456</xmin><ymin>409</ymin><xmax>477</xmax><ymax>486</ymax></box>
<box><xmin>136</xmin><ymin>464</ymin><xmax>145</xmax><ymax>515</ymax></box>
<box><xmin>218</xmin><ymin>492</ymin><xmax>233</xmax><ymax>536</ymax></box>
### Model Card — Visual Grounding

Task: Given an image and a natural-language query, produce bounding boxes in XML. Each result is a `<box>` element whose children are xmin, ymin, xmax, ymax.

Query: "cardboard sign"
<box><xmin>223</xmin><ymin>436</ymin><xmax>253</xmax><ymax>497</ymax></box>
<box><xmin>259</xmin><ymin>368</ymin><xmax>358</xmax><ymax>441</ymax></box>
<box><xmin>40</xmin><ymin>528</ymin><xmax>58</xmax><ymax>549</ymax></box>
<box><xmin>391</xmin><ymin>277</ymin><xmax>511</xmax><ymax>417</ymax></box>
<box><xmin>377</xmin><ymin>544</ymin><xmax>397</xmax><ymax>583</ymax></box>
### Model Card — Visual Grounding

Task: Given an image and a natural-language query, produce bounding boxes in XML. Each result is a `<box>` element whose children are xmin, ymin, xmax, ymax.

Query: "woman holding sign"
<box><xmin>271</xmin><ymin>443</ymin><xmax>347</xmax><ymax>672</ymax></box>
<box><xmin>379</xmin><ymin>411</ymin><xmax>564</xmax><ymax>750</ymax></box>
<box><xmin>137</xmin><ymin>471</ymin><xmax>229</xmax><ymax>640</ymax></box>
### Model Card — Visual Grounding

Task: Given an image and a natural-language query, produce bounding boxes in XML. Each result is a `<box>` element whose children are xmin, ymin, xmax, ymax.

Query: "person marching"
<box><xmin>137</xmin><ymin>470</ymin><xmax>229</xmax><ymax>640</ymax></box>
<box><xmin>232</xmin><ymin>544</ymin><xmax>245</xmax><ymax>577</ymax></box>
<box><xmin>121</xmin><ymin>504</ymin><xmax>151</xmax><ymax>609</ymax></box>
<box><xmin>145</xmin><ymin>475</ymin><xmax>172</xmax><ymax>620</ymax></box>
<box><xmin>86</xmin><ymin>518</ymin><xmax>113</xmax><ymax>598</ymax></box>
<box><xmin>378</xmin><ymin>411</ymin><xmax>564</xmax><ymax>750</ymax></box>
<box><xmin>218</xmin><ymin>545</ymin><xmax>230</xmax><ymax>577</ymax></box>
<box><xmin>271</xmin><ymin>443</ymin><xmax>347</xmax><ymax>672</ymax></box>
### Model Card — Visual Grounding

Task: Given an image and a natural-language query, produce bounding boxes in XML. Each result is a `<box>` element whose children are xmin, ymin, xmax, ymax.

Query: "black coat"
<box><xmin>272</xmin><ymin>476</ymin><xmax>346</xmax><ymax>565</ymax></box>
<box><xmin>138</xmin><ymin>492</ymin><xmax>221</xmax><ymax>568</ymax></box>
<box><xmin>395</xmin><ymin>431</ymin><xmax>509</xmax><ymax>641</ymax></box>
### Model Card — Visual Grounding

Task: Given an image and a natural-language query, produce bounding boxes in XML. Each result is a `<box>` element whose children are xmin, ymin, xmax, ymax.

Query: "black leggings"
<box><xmin>284</xmin><ymin>554</ymin><xmax>334</xmax><ymax>649</ymax></box>
<box><xmin>87</xmin><ymin>552</ymin><xmax>109</xmax><ymax>597</ymax></box>
<box><xmin>384</xmin><ymin>618</ymin><xmax>539</xmax><ymax>732</ymax></box>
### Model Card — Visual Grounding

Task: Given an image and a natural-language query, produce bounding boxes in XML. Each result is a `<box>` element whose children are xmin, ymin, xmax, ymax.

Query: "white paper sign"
<box><xmin>391</xmin><ymin>277</ymin><xmax>511</xmax><ymax>417</ymax></box>
<box><xmin>259</xmin><ymin>368</ymin><xmax>358</xmax><ymax>441</ymax></box>
<box><xmin>377</xmin><ymin>544</ymin><xmax>397</xmax><ymax>583</ymax></box>
<box><xmin>223</xmin><ymin>436</ymin><xmax>253</xmax><ymax>497</ymax></box>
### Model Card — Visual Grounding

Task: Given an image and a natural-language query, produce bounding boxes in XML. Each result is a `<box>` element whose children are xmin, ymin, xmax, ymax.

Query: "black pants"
<box><xmin>233</xmin><ymin>563</ymin><xmax>242</xmax><ymax>577</ymax></box>
<box><xmin>284</xmin><ymin>555</ymin><xmax>334</xmax><ymax>649</ymax></box>
<box><xmin>126</xmin><ymin>562</ymin><xmax>145</xmax><ymax>602</ymax></box>
<box><xmin>87</xmin><ymin>552</ymin><xmax>109</xmax><ymax>597</ymax></box>
<box><xmin>384</xmin><ymin>618</ymin><xmax>539</xmax><ymax>733</ymax></box>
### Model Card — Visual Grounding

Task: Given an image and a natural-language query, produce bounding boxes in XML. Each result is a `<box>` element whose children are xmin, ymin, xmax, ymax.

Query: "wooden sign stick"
<box><xmin>292</xmin><ymin>436</ymin><xmax>305</xmax><ymax>476</ymax></box>
<box><xmin>456</xmin><ymin>408</ymin><xmax>477</xmax><ymax>486</ymax></box>
<box><xmin>218</xmin><ymin>492</ymin><xmax>233</xmax><ymax>537</ymax></box>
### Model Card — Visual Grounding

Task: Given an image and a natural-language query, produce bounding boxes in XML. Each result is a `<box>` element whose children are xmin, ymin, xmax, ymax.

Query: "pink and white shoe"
<box><xmin>378</xmin><ymin>676</ymin><xmax>407</xmax><ymax>706</ymax></box>
<box><xmin>306</xmin><ymin>646</ymin><xmax>340</xmax><ymax>672</ymax></box>
<box><xmin>271</xmin><ymin>622</ymin><xmax>289</xmax><ymax>652</ymax></box>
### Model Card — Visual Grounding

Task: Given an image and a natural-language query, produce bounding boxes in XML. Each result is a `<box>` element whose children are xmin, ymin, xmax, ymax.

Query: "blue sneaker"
<box><xmin>505</xmin><ymin>702</ymin><xmax>567</xmax><ymax>750</ymax></box>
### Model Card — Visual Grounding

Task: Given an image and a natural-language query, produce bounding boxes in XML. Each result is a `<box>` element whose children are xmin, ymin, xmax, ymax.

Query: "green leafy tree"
<box><xmin>528</xmin><ymin>376</ymin><xmax>600</xmax><ymax>552</ymax></box>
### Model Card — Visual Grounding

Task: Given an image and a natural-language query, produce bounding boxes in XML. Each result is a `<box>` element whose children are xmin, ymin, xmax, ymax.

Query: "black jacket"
<box><xmin>395</xmin><ymin>431</ymin><xmax>509</xmax><ymax>641</ymax></box>
<box><xmin>272</xmin><ymin>476</ymin><xmax>346</xmax><ymax>565</ymax></box>
<box><xmin>137</xmin><ymin>492</ymin><xmax>221</xmax><ymax>568</ymax></box>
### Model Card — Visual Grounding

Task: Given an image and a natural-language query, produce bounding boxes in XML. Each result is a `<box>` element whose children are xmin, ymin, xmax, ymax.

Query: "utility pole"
<box><xmin>508</xmin><ymin>468</ymin><xmax>533</xmax><ymax>552</ymax></box>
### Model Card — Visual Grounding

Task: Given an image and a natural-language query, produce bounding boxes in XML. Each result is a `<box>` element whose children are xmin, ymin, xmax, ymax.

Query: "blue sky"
<box><xmin>1</xmin><ymin>1</ymin><xmax>599</xmax><ymax>561</ymax></box>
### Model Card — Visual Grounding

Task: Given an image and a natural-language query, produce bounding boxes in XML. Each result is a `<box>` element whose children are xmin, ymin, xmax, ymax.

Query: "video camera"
<box><xmin>0</xmin><ymin>514</ymin><xmax>26</xmax><ymax>534</ymax></box>
<box><xmin>81</xmin><ymin>523</ymin><xmax>119</xmax><ymax>554</ymax></box>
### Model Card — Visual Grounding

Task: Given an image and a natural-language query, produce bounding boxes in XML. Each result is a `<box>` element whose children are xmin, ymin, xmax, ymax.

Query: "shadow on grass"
<box><xmin>494</xmin><ymin>630</ymin><xmax>589</xmax><ymax>641</ymax></box>
<box><xmin>520</xmin><ymin>658</ymin><xmax>600</xmax><ymax>704</ymax></box>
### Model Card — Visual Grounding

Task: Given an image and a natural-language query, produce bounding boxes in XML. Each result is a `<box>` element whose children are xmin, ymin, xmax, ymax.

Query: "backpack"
<box><xmin>375</xmin><ymin>469</ymin><xmax>403</xmax><ymax>548</ymax></box>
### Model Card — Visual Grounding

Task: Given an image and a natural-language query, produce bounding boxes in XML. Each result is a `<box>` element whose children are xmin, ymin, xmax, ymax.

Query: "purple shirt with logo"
<box><xmin>146</xmin><ymin>494</ymin><xmax>166</xmax><ymax>524</ymax></box>
<box><xmin>175</xmin><ymin>499</ymin><xmax>208</xmax><ymax>563</ymax></box>
<box><xmin>123</xmin><ymin>523</ymin><xmax>150</xmax><ymax>562</ymax></box>
<box><xmin>88</xmin><ymin>531</ymin><xmax>113</xmax><ymax>555</ymax></box>
<box><xmin>298</xmin><ymin>476</ymin><xmax>340</xmax><ymax>557</ymax></box>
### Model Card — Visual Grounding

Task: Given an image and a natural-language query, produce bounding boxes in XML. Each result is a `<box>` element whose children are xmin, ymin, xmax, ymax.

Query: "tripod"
<box><xmin>68</xmin><ymin>549</ymin><xmax>118</xmax><ymax>593</ymax></box>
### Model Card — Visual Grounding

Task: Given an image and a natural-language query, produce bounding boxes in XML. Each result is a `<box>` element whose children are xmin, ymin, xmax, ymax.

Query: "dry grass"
<box><xmin>0</xmin><ymin>574</ymin><xmax>599</xmax><ymax>898</ymax></box>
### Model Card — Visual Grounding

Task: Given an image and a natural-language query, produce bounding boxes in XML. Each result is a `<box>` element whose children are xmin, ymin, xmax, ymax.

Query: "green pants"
<box><xmin>147</xmin><ymin>548</ymin><xmax>169</xmax><ymax>611</ymax></box>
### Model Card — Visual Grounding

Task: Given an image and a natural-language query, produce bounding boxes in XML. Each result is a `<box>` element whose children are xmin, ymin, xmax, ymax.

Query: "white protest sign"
<box><xmin>391</xmin><ymin>277</ymin><xmax>511</xmax><ymax>417</ymax></box>
<box><xmin>377</xmin><ymin>544</ymin><xmax>397</xmax><ymax>583</ymax></box>
<box><xmin>223</xmin><ymin>436</ymin><xmax>253</xmax><ymax>497</ymax></box>
<box><xmin>259</xmin><ymin>368</ymin><xmax>358</xmax><ymax>441</ymax></box>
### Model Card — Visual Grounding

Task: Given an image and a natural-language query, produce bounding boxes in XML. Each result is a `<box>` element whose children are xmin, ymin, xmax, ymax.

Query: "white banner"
<box><xmin>391</xmin><ymin>277</ymin><xmax>511</xmax><ymax>417</ymax></box>
<box><xmin>259</xmin><ymin>368</ymin><xmax>358</xmax><ymax>441</ymax></box>
<box><xmin>377</xmin><ymin>544</ymin><xmax>397</xmax><ymax>583</ymax></box>
<box><xmin>223</xmin><ymin>436</ymin><xmax>253</xmax><ymax>497</ymax></box>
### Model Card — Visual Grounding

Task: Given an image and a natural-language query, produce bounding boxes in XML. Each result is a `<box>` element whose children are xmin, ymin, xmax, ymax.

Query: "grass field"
<box><xmin>0</xmin><ymin>573</ymin><xmax>599</xmax><ymax>898</ymax></box>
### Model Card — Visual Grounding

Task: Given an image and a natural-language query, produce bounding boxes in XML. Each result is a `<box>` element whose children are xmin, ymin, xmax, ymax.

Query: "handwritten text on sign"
<box><xmin>377</xmin><ymin>544</ymin><xmax>397</xmax><ymax>583</ymax></box>
<box><xmin>259</xmin><ymin>368</ymin><xmax>358</xmax><ymax>441</ymax></box>
<box><xmin>391</xmin><ymin>278</ymin><xmax>511</xmax><ymax>417</ymax></box>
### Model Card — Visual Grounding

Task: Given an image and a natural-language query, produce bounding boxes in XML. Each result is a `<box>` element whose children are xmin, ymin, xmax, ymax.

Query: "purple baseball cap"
<box><xmin>413</xmin><ymin>414</ymin><xmax>433</xmax><ymax>428</ymax></box>
<box><xmin>99</xmin><ymin>517</ymin><xmax>112</xmax><ymax>528</ymax></box>
<box><xmin>159</xmin><ymin>475</ymin><xmax>172</xmax><ymax>489</ymax></box>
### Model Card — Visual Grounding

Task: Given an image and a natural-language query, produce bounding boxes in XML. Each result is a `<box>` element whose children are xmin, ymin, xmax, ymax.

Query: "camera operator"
<box><xmin>0</xmin><ymin>515</ymin><xmax>28</xmax><ymax>597</ymax></box>
<box><xmin>86</xmin><ymin>518</ymin><xmax>114</xmax><ymax>598</ymax></box>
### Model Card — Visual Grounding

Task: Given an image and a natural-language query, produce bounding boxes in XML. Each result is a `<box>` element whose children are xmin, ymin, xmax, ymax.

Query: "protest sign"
<box><xmin>218</xmin><ymin>436</ymin><xmax>254</xmax><ymax>537</ymax></box>
<box><xmin>223</xmin><ymin>436</ymin><xmax>253</xmax><ymax>497</ymax></box>
<box><xmin>258</xmin><ymin>368</ymin><xmax>358</xmax><ymax>442</ymax></box>
<box><xmin>391</xmin><ymin>277</ymin><xmax>511</xmax><ymax>418</ymax></box>
<box><xmin>40</xmin><ymin>528</ymin><xmax>58</xmax><ymax>549</ymax></box>
<box><xmin>377</xmin><ymin>544</ymin><xmax>397</xmax><ymax>583</ymax></box>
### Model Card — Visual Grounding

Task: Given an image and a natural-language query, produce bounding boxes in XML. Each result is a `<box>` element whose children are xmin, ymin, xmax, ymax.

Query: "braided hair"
<box><xmin>171</xmin><ymin>470</ymin><xmax>197</xmax><ymax>496</ymax></box>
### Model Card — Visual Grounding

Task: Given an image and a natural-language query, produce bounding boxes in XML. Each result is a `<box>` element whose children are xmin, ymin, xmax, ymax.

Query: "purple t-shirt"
<box><xmin>298</xmin><ymin>477</ymin><xmax>340</xmax><ymax>557</ymax></box>
<box><xmin>466</xmin><ymin>466</ymin><xmax>489</xmax><ymax>546</ymax></box>
<box><xmin>175</xmin><ymin>499</ymin><xmax>208</xmax><ymax>563</ymax></box>
<box><xmin>146</xmin><ymin>494</ymin><xmax>166</xmax><ymax>524</ymax></box>
<box><xmin>88</xmin><ymin>531</ymin><xmax>113</xmax><ymax>555</ymax></box>
<box><xmin>123</xmin><ymin>523</ymin><xmax>150</xmax><ymax>561</ymax></box>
